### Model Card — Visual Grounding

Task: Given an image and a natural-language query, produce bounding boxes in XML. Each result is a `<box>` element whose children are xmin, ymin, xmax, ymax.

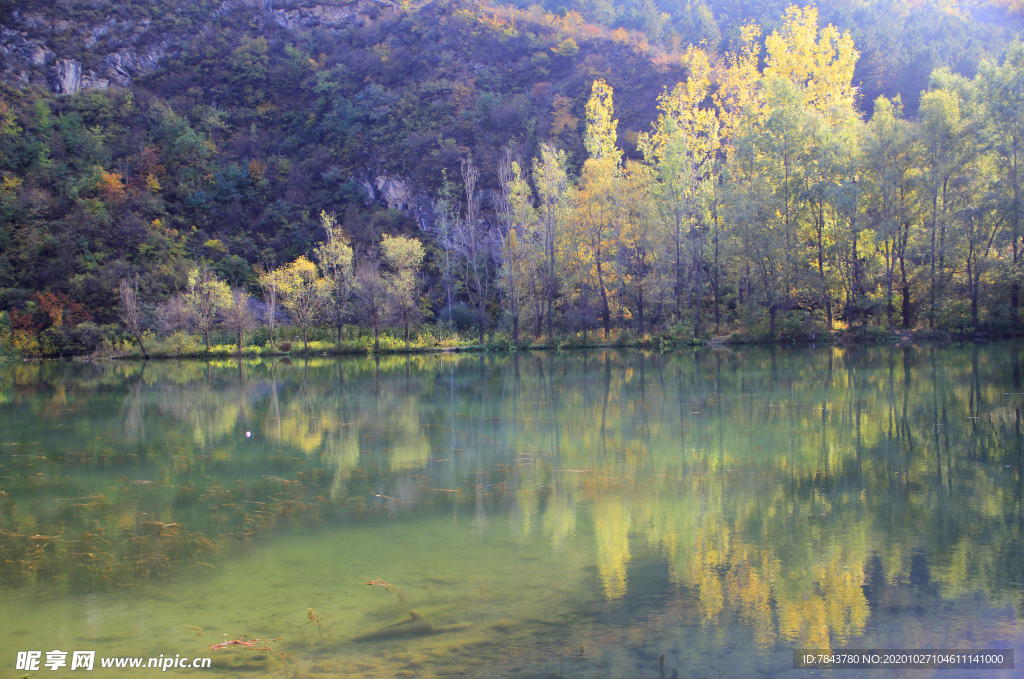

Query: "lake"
<box><xmin>0</xmin><ymin>346</ymin><xmax>1021</xmax><ymax>678</ymax></box>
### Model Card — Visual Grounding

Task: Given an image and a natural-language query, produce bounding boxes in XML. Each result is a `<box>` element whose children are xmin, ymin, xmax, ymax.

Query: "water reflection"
<box><xmin>0</xmin><ymin>346</ymin><xmax>1021</xmax><ymax>677</ymax></box>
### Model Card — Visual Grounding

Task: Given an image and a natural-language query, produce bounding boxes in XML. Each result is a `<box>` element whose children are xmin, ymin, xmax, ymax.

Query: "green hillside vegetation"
<box><xmin>1</xmin><ymin>0</ymin><xmax>1023</xmax><ymax>356</ymax></box>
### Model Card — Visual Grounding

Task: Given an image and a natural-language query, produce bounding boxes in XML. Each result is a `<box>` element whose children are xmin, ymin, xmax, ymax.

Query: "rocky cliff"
<box><xmin>0</xmin><ymin>0</ymin><xmax>394</xmax><ymax>95</ymax></box>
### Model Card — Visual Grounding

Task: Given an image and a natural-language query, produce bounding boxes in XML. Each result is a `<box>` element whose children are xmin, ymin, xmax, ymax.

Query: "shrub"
<box><xmin>449</xmin><ymin>304</ymin><xmax>483</xmax><ymax>334</ymax></box>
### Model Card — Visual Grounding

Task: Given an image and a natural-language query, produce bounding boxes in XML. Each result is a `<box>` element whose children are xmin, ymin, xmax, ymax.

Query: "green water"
<box><xmin>0</xmin><ymin>346</ymin><xmax>1021</xmax><ymax>679</ymax></box>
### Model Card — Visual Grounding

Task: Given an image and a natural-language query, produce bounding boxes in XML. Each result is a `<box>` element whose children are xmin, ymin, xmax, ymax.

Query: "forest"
<box><xmin>2</xmin><ymin>0</ymin><xmax>1024</xmax><ymax>356</ymax></box>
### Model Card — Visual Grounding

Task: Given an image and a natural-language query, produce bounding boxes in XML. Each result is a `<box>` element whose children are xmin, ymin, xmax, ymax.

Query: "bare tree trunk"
<box><xmin>119</xmin><ymin>277</ymin><xmax>148</xmax><ymax>358</ymax></box>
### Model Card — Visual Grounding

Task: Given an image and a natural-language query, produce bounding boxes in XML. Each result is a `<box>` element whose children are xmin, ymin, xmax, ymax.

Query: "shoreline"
<box><xmin>3</xmin><ymin>327</ymin><xmax>1017</xmax><ymax>361</ymax></box>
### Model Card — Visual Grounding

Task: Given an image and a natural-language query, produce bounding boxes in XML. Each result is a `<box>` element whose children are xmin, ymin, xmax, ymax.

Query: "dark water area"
<box><xmin>0</xmin><ymin>345</ymin><xmax>1021</xmax><ymax>678</ymax></box>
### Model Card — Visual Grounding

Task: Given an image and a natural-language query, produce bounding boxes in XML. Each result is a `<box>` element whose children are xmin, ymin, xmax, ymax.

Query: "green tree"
<box><xmin>976</xmin><ymin>44</ymin><xmax>1024</xmax><ymax>325</ymax></box>
<box><xmin>862</xmin><ymin>96</ymin><xmax>919</xmax><ymax>329</ymax></box>
<box><xmin>918</xmin><ymin>75</ymin><xmax>976</xmax><ymax>327</ymax></box>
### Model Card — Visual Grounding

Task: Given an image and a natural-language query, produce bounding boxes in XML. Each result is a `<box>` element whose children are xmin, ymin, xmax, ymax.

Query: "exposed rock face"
<box><xmin>375</xmin><ymin>175</ymin><xmax>413</xmax><ymax>211</ymax></box>
<box><xmin>29</xmin><ymin>45</ymin><xmax>55</xmax><ymax>66</ymax></box>
<box><xmin>45</xmin><ymin>59</ymin><xmax>110</xmax><ymax>94</ymax></box>
<box><xmin>102</xmin><ymin>44</ymin><xmax>173</xmax><ymax>87</ymax></box>
<box><xmin>271</xmin><ymin>0</ymin><xmax>393</xmax><ymax>30</ymax></box>
<box><xmin>353</xmin><ymin>172</ymin><xmax>435</xmax><ymax>228</ymax></box>
<box><xmin>0</xmin><ymin>0</ymin><xmax>394</xmax><ymax>95</ymax></box>
<box><xmin>0</xmin><ymin>11</ymin><xmax>171</xmax><ymax>94</ymax></box>
<box><xmin>52</xmin><ymin>59</ymin><xmax>81</xmax><ymax>94</ymax></box>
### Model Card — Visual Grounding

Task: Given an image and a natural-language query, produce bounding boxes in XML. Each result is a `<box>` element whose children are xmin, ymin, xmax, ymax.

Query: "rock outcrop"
<box><xmin>270</xmin><ymin>0</ymin><xmax>394</xmax><ymax>30</ymax></box>
<box><xmin>0</xmin><ymin>0</ymin><xmax>395</xmax><ymax>95</ymax></box>
<box><xmin>0</xmin><ymin>10</ymin><xmax>173</xmax><ymax>94</ymax></box>
<box><xmin>49</xmin><ymin>59</ymin><xmax>110</xmax><ymax>94</ymax></box>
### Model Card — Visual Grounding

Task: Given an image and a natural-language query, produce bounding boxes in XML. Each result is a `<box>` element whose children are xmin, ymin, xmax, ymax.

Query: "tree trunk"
<box><xmin>132</xmin><ymin>331</ymin><xmax>148</xmax><ymax>358</ymax></box>
<box><xmin>902</xmin><ymin>284</ymin><xmax>911</xmax><ymax>328</ymax></box>
<box><xmin>597</xmin><ymin>259</ymin><xmax>610</xmax><ymax>339</ymax></box>
<box><xmin>547</xmin><ymin>240</ymin><xmax>554</xmax><ymax>339</ymax></box>
<box><xmin>637</xmin><ymin>285</ymin><xmax>645</xmax><ymax>336</ymax></box>
<box><xmin>693</xmin><ymin>251</ymin><xmax>702</xmax><ymax>340</ymax></box>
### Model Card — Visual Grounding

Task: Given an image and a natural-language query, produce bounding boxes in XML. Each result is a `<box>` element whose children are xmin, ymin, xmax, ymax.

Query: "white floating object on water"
<box><xmin>246</xmin><ymin>431</ymin><xmax>251</xmax><ymax>438</ymax></box>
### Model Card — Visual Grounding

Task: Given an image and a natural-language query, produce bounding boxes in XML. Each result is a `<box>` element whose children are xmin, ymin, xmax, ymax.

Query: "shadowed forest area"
<box><xmin>3</xmin><ymin>0</ymin><xmax>1024</xmax><ymax>356</ymax></box>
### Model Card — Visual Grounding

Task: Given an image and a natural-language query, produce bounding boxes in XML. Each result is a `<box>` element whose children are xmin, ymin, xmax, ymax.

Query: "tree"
<box><xmin>381</xmin><ymin>234</ymin><xmax>425</xmax><ymax>349</ymax></box>
<box><xmin>763</xmin><ymin>5</ymin><xmax>858</xmax><ymax>123</ymax></box>
<box><xmin>576</xmin><ymin>78</ymin><xmax>625</xmax><ymax>338</ymax></box>
<box><xmin>638</xmin><ymin>47</ymin><xmax>720</xmax><ymax>333</ymax></box>
<box><xmin>575</xmin><ymin>155</ymin><xmax>619</xmax><ymax>339</ymax></box>
<box><xmin>156</xmin><ymin>293</ymin><xmax>190</xmax><ymax>335</ymax></box>
<box><xmin>354</xmin><ymin>252</ymin><xmax>388</xmax><ymax>352</ymax></box>
<box><xmin>186</xmin><ymin>264</ymin><xmax>231</xmax><ymax>352</ymax></box>
<box><xmin>498</xmin><ymin>155</ymin><xmax>538</xmax><ymax>343</ymax></box>
<box><xmin>256</xmin><ymin>264</ymin><xmax>281</xmax><ymax>346</ymax></box>
<box><xmin>454</xmin><ymin>156</ymin><xmax>494</xmax><ymax>343</ymax></box>
<box><xmin>432</xmin><ymin>170</ymin><xmax>460</xmax><ymax>327</ymax></box>
<box><xmin>918</xmin><ymin>76</ymin><xmax>976</xmax><ymax>327</ymax></box>
<box><xmin>862</xmin><ymin>96</ymin><xmax>919</xmax><ymax>329</ymax></box>
<box><xmin>976</xmin><ymin>45</ymin><xmax>1024</xmax><ymax>325</ymax></box>
<box><xmin>221</xmin><ymin>286</ymin><xmax>256</xmax><ymax>355</ymax></box>
<box><xmin>584</xmin><ymin>79</ymin><xmax>622</xmax><ymax>165</ymax></box>
<box><xmin>314</xmin><ymin>210</ymin><xmax>355</xmax><ymax>344</ymax></box>
<box><xmin>615</xmin><ymin>161</ymin><xmax>661</xmax><ymax>335</ymax></box>
<box><xmin>118</xmin><ymin>277</ymin><xmax>148</xmax><ymax>358</ymax></box>
<box><xmin>532</xmin><ymin>144</ymin><xmax>570</xmax><ymax>338</ymax></box>
<box><xmin>277</xmin><ymin>256</ymin><xmax>329</xmax><ymax>352</ymax></box>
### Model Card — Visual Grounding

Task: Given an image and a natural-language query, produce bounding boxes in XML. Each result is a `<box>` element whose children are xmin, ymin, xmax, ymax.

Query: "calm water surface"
<box><xmin>0</xmin><ymin>346</ymin><xmax>1022</xmax><ymax>678</ymax></box>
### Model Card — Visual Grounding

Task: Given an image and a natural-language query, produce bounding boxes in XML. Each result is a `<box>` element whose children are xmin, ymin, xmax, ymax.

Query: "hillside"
<box><xmin>1</xmin><ymin>0</ymin><xmax>1023</xmax><ymax>355</ymax></box>
<box><xmin>0</xmin><ymin>0</ymin><xmax>690</xmax><ymax>312</ymax></box>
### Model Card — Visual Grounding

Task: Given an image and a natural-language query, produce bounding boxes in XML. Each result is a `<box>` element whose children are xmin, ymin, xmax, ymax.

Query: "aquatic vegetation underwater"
<box><xmin>0</xmin><ymin>348</ymin><xmax>1022</xmax><ymax>678</ymax></box>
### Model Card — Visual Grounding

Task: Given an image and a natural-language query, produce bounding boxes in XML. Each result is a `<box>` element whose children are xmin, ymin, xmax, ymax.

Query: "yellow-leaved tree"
<box><xmin>575</xmin><ymin>78</ymin><xmax>624</xmax><ymax>338</ymax></box>
<box><xmin>314</xmin><ymin>210</ymin><xmax>355</xmax><ymax>344</ymax></box>
<box><xmin>638</xmin><ymin>46</ymin><xmax>721</xmax><ymax>332</ymax></box>
<box><xmin>498</xmin><ymin>154</ymin><xmax>539</xmax><ymax>343</ymax></box>
<box><xmin>277</xmin><ymin>256</ymin><xmax>329</xmax><ymax>351</ymax></box>
<box><xmin>381</xmin><ymin>234</ymin><xmax>425</xmax><ymax>349</ymax></box>
<box><xmin>186</xmin><ymin>264</ymin><xmax>231</xmax><ymax>352</ymax></box>
<box><xmin>763</xmin><ymin>5</ymin><xmax>858</xmax><ymax>123</ymax></box>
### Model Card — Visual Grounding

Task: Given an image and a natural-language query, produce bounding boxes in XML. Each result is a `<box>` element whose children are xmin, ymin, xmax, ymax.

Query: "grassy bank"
<box><xmin>4</xmin><ymin>318</ymin><xmax>1009</xmax><ymax>361</ymax></box>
